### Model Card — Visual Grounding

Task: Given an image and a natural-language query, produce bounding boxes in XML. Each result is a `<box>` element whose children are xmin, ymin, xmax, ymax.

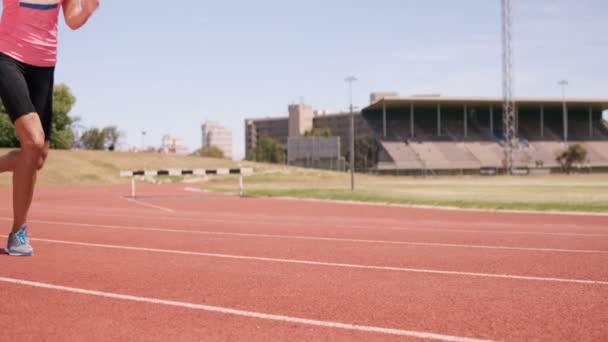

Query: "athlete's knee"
<box><xmin>15</xmin><ymin>113</ymin><xmax>46</xmax><ymax>159</ymax></box>
<box><xmin>36</xmin><ymin>143</ymin><xmax>49</xmax><ymax>170</ymax></box>
<box><xmin>20</xmin><ymin>133</ymin><xmax>46</xmax><ymax>161</ymax></box>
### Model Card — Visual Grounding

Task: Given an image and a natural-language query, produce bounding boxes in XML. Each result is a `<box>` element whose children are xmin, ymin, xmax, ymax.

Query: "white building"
<box><xmin>201</xmin><ymin>121</ymin><xmax>233</xmax><ymax>159</ymax></box>
<box><xmin>160</xmin><ymin>134</ymin><xmax>189</xmax><ymax>155</ymax></box>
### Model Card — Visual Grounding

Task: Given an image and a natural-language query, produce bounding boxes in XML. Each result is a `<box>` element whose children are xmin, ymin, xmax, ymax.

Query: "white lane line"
<box><xmin>268</xmin><ymin>196</ymin><xmax>608</xmax><ymax>217</ymax></box>
<box><xmin>2</xmin><ymin>210</ymin><xmax>606</xmax><ymax>238</ymax></box>
<box><xmin>0</xmin><ymin>277</ymin><xmax>491</xmax><ymax>342</ymax></box>
<box><xmin>12</xmin><ymin>236</ymin><xmax>608</xmax><ymax>286</ymax></box>
<box><xmin>25</xmin><ymin>206</ymin><xmax>607</xmax><ymax>232</ymax></box>
<box><xmin>125</xmin><ymin>198</ymin><xmax>175</xmax><ymax>213</ymax></box>
<box><xmin>3</xmin><ymin>218</ymin><xmax>605</xmax><ymax>254</ymax></box>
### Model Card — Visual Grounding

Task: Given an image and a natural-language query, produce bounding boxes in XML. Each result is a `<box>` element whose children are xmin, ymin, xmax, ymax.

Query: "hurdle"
<box><xmin>119</xmin><ymin>168</ymin><xmax>253</xmax><ymax>198</ymax></box>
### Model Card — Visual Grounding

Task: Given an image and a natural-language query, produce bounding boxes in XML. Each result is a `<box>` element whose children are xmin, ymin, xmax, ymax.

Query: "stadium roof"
<box><xmin>364</xmin><ymin>96</ymin><xmax>608</xmax><ymax>111</ymax></box>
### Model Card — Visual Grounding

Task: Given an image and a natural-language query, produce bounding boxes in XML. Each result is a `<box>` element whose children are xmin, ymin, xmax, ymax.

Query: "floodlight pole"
<box><xmin>559</xmin><ymin>80</ymin><xmax>569</xmax><ymax>143</ymax></box>
<box><xmin>141</xmin><ymin>131</ymin><xmax>147</xmax><ymax>151</ymax></box>
<box><xmin>501</xmin><ymin>0</ymin><xmax>516</xmax><ymax>174</ymax></box>
<box><xmin>345</xmin><ymin>76</ymin><xmax>357</xmax><ymax>191</ymax></box>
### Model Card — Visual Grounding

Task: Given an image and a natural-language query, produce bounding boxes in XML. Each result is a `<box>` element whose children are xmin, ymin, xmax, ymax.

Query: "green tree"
<box><xmin>303</xmin><ymin>127</ymin><xmax>332</xmax><ymax>137</ymax></box>
<box><xmin>80</xmin><ymin>128</ymin><xmax>106</xmax><ymax>150</ymax></box>
<box><xmin>0</xmin><ymin>100</ymin><xmax>19</xmax><ymax>147</ymax></box>
<box><xmin>344</xmin><ymin>136</ymin><xmax>380</xmax><ymax>172</ymax></box>
<box><xmin>79</xmin><ymin>126</ymin><xmax>124</xmax><ymax>151</ymax></box>
<box><xmin>50</xmin><ymin>84</ymin><xmax>77</xmax><ymax>149</ymax></box>
<box><xmin>0</xmin><ymin>114</ymin><xmax>19</xmax><ymax>148</ymax></box>
<box><xmin>198</xmin><ymin>145</ymin><xmax>225</xmax><ymax>159</ymax></box>
<box><xmin>556</xmin><ymin>144</ymin><xmax>588</xmax><ymax>174</ymax></box>
<box><xmin>101</xmin><ymin>126</ymin><xmax>122</xmax><ymax>150</ymax></box>
<box><xmin>1</xmin><ymin>84</ymin><xmax>78</xmax><ymax>149</ymax></box>
<box><xmin>247</xmin><ymin>137</ymin><xmax>285</xmax><ymax>164</ymax></box>
<box><xmin>50</xmin><ymin>128</ymin><xmax>74</xmax><ymax>150</ymax></box>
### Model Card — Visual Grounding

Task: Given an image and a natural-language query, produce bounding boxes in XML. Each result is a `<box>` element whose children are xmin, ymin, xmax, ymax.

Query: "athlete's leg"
<box><xmin>12</xmin><ymin>113</ymin><xmax>46</xmax><ymax>233</ymax></box>
<box><xmin>10</xmin><ymin>61</ymin><xmax>55</xmax><ymax>233</ymax></box>
<box><xmin>0</xmin><ymin>150</ymin><xmax>21</xmax><ymax>173</ymax></box>
<box><xmin>0</xmin><ymin>54</ymin><xmax>30</xmax><ymax>175</ymax></box>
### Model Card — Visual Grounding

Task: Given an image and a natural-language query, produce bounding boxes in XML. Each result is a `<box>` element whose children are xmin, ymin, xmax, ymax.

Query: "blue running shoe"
<box><xmin>5</xmin><ymin>225</ymin><xmax>33</xmax><ymax>256</ymax></box>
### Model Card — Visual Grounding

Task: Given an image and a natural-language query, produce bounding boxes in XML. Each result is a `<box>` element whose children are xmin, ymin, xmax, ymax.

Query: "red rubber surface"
<box><xmin>1</xmin><ymin>183</ymin><xmax>607</xmax><ymax>341</ymax></box>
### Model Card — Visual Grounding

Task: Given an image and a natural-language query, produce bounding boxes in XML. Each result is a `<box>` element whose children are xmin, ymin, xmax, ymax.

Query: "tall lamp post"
<box><xmin>558</xmin><ymin>80</ymin><xmax>568</xmax><ymax>143</ymax></box>
<box><xmin>141</xmin><ymin>131</ymin><xmax>147</xmax><ymax>151</ymax></box>
<box><xmin>345</xmin><ymin>76</ymin><xmax>357</xmax><ymax>191</ymax></box>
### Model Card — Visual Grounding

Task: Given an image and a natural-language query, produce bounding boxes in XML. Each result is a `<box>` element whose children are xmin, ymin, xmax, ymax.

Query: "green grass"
<box><xmin>206</xmin><ymin>171</ymin><xmax>608</xmax><ymax>213</ymax></box>
<box><xmin>1</xmin><ymin>149</ymin><xmax>607</xmax><ymax>213</ymax></box>
<box><xmin>0</xmin><ymin>149</ymin><xmax>245</xmax><ymax>186</ymax></box>
<box><xmin>243</xmin><ymin>188</ymin><xmax>608</xmax><ymax>213</ymax></box>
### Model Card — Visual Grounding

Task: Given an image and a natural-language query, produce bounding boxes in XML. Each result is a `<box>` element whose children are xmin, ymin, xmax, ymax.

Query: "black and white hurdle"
<box><xmin>119</xmin><ymin>168</ymin><xmax>253</xmax><ymax>198</ymax></box>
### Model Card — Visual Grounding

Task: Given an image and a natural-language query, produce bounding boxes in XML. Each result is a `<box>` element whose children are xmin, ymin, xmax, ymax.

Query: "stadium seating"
<box><xmin>366</xmin><ymin>115</ymin><xmax>608</xmax><ymax>171</ymax></box>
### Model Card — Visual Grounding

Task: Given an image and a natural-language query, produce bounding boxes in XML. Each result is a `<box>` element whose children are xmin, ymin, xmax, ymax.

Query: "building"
<box><xmin>245</xmin><ymin>105</ymin><xmax>371</xmax><ymax>159</ymax></box>
<box><xmin>288</xmin><ymin>104</ymin><xmax>315</xmax><ymax>138</ymax></box>
<box><xmin>202</xmin><ymin>121</ymin><xmax>233</xmax><ymax>159</ymax></box>
<box><xmin>362</xmin><ymin>94</ymin><xmax>608</xmax><ymax>172</ymax></box>
<box><xmin>244</xmin><ymin>117</ymin><xmax>289</xmax><ymax>157</ymax></box>
<box><xmin>245</xmin><ymin>92</ymin><xmax>608</xmax><ymax>173</ymax></box>
<box><xmin>160</xmin><ymin>134</ymin><xmax>189</xmax><ymax>155</ymax></box>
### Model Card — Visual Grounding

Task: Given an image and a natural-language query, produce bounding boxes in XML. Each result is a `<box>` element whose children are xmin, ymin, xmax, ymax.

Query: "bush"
<box><xmin>556</xmin><ymin>144</ymin><xmax>587</xmax><ymax>174</ymax></box>
<box><xmin>303</xmin><ymin>127</ymin><xmax>332</xmax><ymax>137</ymax></box>
<box><xmin>198</xmin><ymin>146</ymin><xmax>225</xmax><ymax>159</ymax></box>
<box><xmin>247</xmin><ymin>137</ymin><xmax>285</xmax><ymax>164</ymax></box>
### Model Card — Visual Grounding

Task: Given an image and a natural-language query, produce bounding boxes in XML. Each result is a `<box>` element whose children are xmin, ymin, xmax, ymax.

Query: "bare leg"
<box><xmin>12</xmin><ymin>113</ymin><xmax>47</xmax><ymax>234</ymax></box>
<box><xmin>0</xmin><ymin>150</ymin><xmax>21</xmax><ymax>173</ymax></box>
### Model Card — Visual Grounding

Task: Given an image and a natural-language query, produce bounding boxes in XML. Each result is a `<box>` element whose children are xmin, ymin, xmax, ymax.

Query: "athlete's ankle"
<box><xmin>11</xmin><ymin>223</ymin><xmax>26</xmax><ymax>234</ymax></box>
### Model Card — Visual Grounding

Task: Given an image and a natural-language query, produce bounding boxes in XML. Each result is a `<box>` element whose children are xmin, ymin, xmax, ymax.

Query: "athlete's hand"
<box><xmin>82</xmin><ymin>0</ymin><xmax>99</xmax><ymax>14</ymax></box>
<box><xmin>63</xmin><ymin>0</ymin><xmax>99</xmax><ymax>30</ymax></box>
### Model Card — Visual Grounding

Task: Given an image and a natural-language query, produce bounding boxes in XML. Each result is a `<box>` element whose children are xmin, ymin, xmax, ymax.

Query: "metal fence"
<box><xmin>287</xmin><ymin>137</ymin><xmax>345</xmax><ymax>171</ymax></box>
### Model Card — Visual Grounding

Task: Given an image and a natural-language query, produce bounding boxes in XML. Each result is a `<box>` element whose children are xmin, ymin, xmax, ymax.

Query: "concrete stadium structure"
<box><xmin>363</xmin><ymin>95</ymin><xmax>608</xmax><ymax>173</ymax></box>
<box><xmin>245</xmin><ymin>104</ymin><xmax>370</xmax><ymax>159</ymax></box>
<box><xmin>245</xmin><ymin>93</ymin><xmax>608</xmax><ymax>173</ymax></box>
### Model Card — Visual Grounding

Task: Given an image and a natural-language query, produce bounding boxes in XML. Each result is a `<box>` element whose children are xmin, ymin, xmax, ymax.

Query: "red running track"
<box><xmin>1</xmin><ymin>184</ymin><xmax>607</xmax><ymax>341</ymax></box>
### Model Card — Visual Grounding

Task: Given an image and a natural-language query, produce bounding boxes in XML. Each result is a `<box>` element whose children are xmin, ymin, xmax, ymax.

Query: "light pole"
<box><xmin>345</xmin><ymin>76</ymin><xmax>357</xmax><ymax>191</ymax></box>
<box><xmin>559</xmin><ymin>80</ymin><xmax>568</xmax><ymax>143</ymax></box>
<box><xmin>141</xmin><ymin>131</ymin><xmax>147</xmax><ymax>151</ymax></box>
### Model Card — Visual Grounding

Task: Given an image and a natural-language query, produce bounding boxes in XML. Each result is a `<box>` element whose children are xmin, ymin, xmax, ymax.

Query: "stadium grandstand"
<box><xmin>245</xmin><ymin>93</ymin><xmax>608</xmax><ymax>174</ymax></box>
<box><xmin>363</xmin><ymin>94</ymin><xmax>608</xmax><ymax>174</ymax></box>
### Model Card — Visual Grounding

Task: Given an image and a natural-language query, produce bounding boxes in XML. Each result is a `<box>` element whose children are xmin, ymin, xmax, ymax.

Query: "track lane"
<box><xmin>1</xmin><ymin>241</ymin><xmax>607</xmax><ymax>341</ymax></box>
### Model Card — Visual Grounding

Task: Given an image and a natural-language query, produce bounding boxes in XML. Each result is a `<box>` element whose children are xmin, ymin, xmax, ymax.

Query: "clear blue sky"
<box><xmin>3</xmin><ymin>1</ymin><xmax>607</xmax><ymax>159</ymax></box>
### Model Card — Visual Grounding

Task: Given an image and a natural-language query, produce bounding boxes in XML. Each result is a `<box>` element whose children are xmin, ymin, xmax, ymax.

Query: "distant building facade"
<box><xmin>244</xmin><ymin>117</ymin><xmax>289</xmax><ymax>157</ymax></box>
<box><xmin>202</xmin><ymin>121</ymin><xmax>233</xmax><ymax>159</ymax></box>
<box><xmin>160</xmin><ymin>134</ymin><xmax>189</xmax><ymax>155</ymax></box>
<box><xmin>245</xmin><ymin>104</ymin><xmax>372</xmax><ymax>158</ymax></box>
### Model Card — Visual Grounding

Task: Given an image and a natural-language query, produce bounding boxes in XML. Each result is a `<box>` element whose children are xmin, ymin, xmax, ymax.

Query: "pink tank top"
<box><xmin>0</xmin><ymin>0</ymin><xmax>62</xmax><ymax>67</ymax></box>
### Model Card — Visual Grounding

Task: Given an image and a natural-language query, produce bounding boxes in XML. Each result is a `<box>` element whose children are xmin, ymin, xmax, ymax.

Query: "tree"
<box><xmin>50</xmin><ymin>128</ymin><xmax>74</xmax><ymax>150</ymax></box>
<box><xmin>50</xmin><ymin>84</ymin><xmax>77</xmax><ymax>149</ymax></box>
<box><xmin>303</xmin><ymin>127</ymin><xmax>332</xmax><ymax>137</ymax></box>
<box><xmin>0</xmin><ymin>100</ymin><xmax>20</xmax><ymax>148</ymax></box>
<box><xmin>556</xmin><ymin>144</ymin><xmax>588</xmax><ymax>174</ymax></box>
<box><xmin>198</xmin><ymin>145</ymin><xmax>225</xmax><ymax>159</ymax></box>
<box><xmin>0</xmin><ymin>113</ymin><xmax>19</xmax><ymax>148</ymax></box>
<box><xmin>247</xmin><ymin>137</ymin><xmax>285</xmax><ymax>164</ymax></box>
<box><xmin>101</xmin><ymin>126</ymin><xmax>122</xmax><ymax>150</ymax></box>
<box><xmin>80</xmin><ymin>128</ymin><xmax>106</xmax><ymax>150</ymax></box>
<box><xmin>0</xmin><ymin>84</ymin><xmax>77</xmax><ymax>149</ymax></box>
<box><xmin>79</xmin><ymin>126</ymin><xmax>124</xmax><ymax>151</ymax></box>
<box><xmin>349</xmin><ymin>136</ymin><xmax>380</xmax><ymax>171</ymax></box>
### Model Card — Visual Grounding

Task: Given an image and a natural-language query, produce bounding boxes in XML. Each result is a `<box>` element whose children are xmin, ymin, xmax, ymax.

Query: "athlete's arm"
<box><xmin>63</xmin><ymin>0</ymin><xmax>99</xmax><ymax>30</ymax></box>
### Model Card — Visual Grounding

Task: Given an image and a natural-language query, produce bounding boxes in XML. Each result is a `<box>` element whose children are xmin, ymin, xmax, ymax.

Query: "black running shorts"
<box><xmin>0</xmin><ymin>52</ymin><xmax>54</xmax><ymax>141</ymax></box>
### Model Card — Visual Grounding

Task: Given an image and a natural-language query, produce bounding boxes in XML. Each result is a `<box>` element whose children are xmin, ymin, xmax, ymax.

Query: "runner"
<box><xmin>0</xmin><ymin>0</ymin><xmax>99</xmax><ymax>256</ymax></box>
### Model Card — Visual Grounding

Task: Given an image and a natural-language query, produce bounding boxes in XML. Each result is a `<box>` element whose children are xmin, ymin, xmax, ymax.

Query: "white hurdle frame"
<box><xmin>119</xmin><ymin>168</ymin><xmax>253</xmax><ymax>198</ymax></box>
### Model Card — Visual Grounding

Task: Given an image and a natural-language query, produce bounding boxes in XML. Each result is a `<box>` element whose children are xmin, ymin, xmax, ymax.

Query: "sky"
<box><xmin>3</xmin><ymin>0</ymin><xmax>607</xmax><ymax>159</ymax></box>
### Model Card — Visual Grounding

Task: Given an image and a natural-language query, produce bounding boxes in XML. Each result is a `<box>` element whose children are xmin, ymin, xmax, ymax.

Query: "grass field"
<box><xmin>0</xmin><ymin>149</ymin><xmax>242</xmax><ymax>186</ymax></box>
<box><xmin>1</xmin><ymin>149</ymin><xmax>607</xmax><ymax>213</ymax></box>
<box><xmin>207</xmin><ymin>169</ymin><xmax>608</xmax><ymax>213</ymax></box>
